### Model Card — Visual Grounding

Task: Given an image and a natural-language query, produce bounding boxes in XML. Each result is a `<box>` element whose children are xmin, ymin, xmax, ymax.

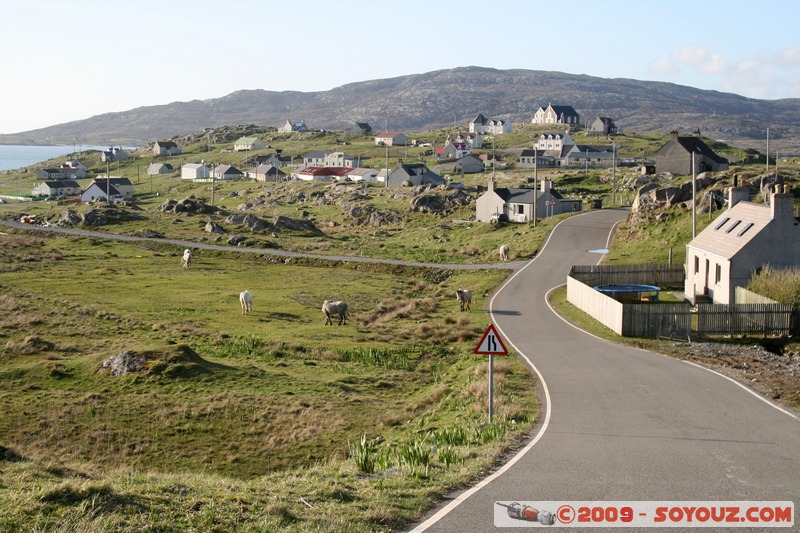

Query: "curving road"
<box><xmin>411</xmin><ymin>208</ymin><xmax>800</xmax><ymax>532</ymax></box>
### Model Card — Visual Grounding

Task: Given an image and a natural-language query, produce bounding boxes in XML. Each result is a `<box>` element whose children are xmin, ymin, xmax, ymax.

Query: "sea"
<box><xmin>0</xmin><ymin>144</ymin><xmax>122</xmax><ymax>172</ymax></box>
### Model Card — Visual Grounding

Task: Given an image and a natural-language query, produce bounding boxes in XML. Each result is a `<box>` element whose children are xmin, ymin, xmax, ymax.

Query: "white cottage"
<box><xmin>685</xmin><ymin>184</ymin><xmax>800</xmax><ymax>304</ymax></box>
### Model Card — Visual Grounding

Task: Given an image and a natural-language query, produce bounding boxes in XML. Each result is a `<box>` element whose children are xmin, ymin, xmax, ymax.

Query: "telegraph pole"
<box><xmin>533</xmin><ymin>147</ymin><xmax>538</xmax><ymax>227</ymax></box>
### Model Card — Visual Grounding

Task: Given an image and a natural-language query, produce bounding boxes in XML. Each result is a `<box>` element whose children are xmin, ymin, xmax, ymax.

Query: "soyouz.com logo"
<box><xmin>494</xmin><ymin>501</ymin><xmax>794</xmax><ymax>527</ymax></box>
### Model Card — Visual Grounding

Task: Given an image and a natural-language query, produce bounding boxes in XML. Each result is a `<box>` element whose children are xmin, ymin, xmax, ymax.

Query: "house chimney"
<box><xmin>488</xmin><ymin>176</ymin><xmax>496</xmax><ymax>192</ymax></box>
<box><xmin>770</xmin><ymin>185</ymin><xmax>794</xmax><ymax>222</ymax></box>
<box><xmin>727</xmin><ymin>185</ymin><xmax>749</xmax><ymax>208</ymax></box>
<box><xmin>541</xmin><ymin>179</ymin><xmax>552</xmax><ymax>193</ymax></box>
<box><xmin>670</xmin><ymin>130</ymin><xmax>679</xmax><ymax>141</ymax></box>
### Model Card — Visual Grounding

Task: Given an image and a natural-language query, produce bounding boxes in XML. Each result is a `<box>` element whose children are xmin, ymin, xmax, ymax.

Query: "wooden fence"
<box><xmin>569</xmin><ymin>264</ymin><xmax>685</xmax><ymax>288</ymax></box>
<box><xmin>622</xmin><ymin>303</ymin><xmax>692</xmax><ymax>338</ymax></box>
<box><xmin>697</xmin><ymin>303</ymin><xmax>793</xmax><ymax>337</ymax></box>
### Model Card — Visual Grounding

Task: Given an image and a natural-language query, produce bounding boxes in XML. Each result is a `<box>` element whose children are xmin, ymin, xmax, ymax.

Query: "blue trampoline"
<box><xmin>594</xmin><ymin>283</ymin><xmax>661</xmax><ymax>302</ymax></box>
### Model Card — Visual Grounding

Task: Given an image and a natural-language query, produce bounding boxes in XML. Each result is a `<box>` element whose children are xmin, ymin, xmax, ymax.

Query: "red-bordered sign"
<box><xmin>474</xmin><ymin>324</ymin><xmax>508</xmax><ymax>355</ymax></box>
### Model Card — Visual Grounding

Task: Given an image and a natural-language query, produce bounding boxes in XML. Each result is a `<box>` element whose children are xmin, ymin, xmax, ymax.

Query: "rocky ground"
<box><xmin>659</xmin><ymin>339</ymin><xmax>800</xmax><ymax>412</ymax></box>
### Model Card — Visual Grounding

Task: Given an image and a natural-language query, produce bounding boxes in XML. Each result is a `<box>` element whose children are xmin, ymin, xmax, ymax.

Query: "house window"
<box><xmin>715</xmin><ymin>264</ymin><xmax>721</xmax><ymax>284</ymax></box>
<box><xmin>714</xmin><ymin>217</ymin><xmax>730</xmax><ymax>230</ymax></box>
<box><xmin>737</xmin><ymin>222</ymin><xmax>754</xmax><ymax>236</ymax></box>
<box><xmin>725</xmin><ymin>220</ymin><xmax>742</xmax><ymax>233</ymax></box>
<box><xmin>694</xmin><ymin>256</ymin><xmax>699</xmax><ymax>274</ymax></box>
<box><xmin>517</xmin><ymin>205</ymin><xmax>524</xmax><ymax>215</ymax></box>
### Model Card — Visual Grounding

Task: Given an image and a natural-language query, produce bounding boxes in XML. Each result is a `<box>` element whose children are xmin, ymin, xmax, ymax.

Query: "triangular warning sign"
<box><xmin>474</xmin><ymin>324</ymin><xmax>508</xmax><ymax>355</ymax></box>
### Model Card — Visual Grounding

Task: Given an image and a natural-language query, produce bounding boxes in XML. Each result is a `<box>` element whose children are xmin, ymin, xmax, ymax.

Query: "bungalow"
<box><xmin>519</xmin><ymin>149</ymin><xmax>556</xmax><ymax>169</ymax></box>
<box><xmin>153</xmin><ymin>140</ymin><xmax>182</xmax><ymax>156</ymax></box>
<box><xmin>532</xmin><ymin>104</ymin><xmax>580</xmax><ymax>126</ymax></box>
<box><xmin>469</xmin><ymin>113</ymin><xmax>512</xmax><ymax>135</ymax></box>
<box><xmin>292</xmin><ymin>166</ymin><xmax>351</xmax><ymax>181</ymax></box>
<box><xmin>386</xmin><ymin>163</ymin><xmax>445</xmax><ymax>187</ymax></box>
<box><xmin>655</xmin><ymin>131</ymin><xmax>729</xmax><ymax>176</ymax></box>
<box><xmin>346</xmin><ymin>168</ymin><xmax>380</xmax><ymax>182</ymax></box>
<box><xmin>181</xmin><ymin>163</ymin><xmax>210</xmax><ymax>180</ymax></box>
<box><xmin>278</xmin><ymin>119</ymin><xmax>308</xmax><ymax>133</ymax></box>
<box><xmin>233</xmin><ymin>137</ymin><xmax>265</xmax><ymax>151</ymax></box>
<box><xmin>147</xmin><ymin>162</ymin><xmax>174</xmax><ymax>175</ymax></box>
<box><xmin>255</xmin><ymin>153</ymin><xmax>291</xmax><ymax>167</ymax></box>
<box><xmin>35</xmin><ymin>168</ymin><xmax>65</xmax><ymax>180</ymax></box>
<box><xmin>249</xmin><ymin>164</ymin><xmax>288</xmax><ymax>182</ymax></box>
<box><xmin>685</xmin><ymin>183</ymin><xmax>800</xmax><ymax>305</ymax></box>
<box><xmin>476</xmin><ymin>178</ymin><xmax>579</xmax><ymax>222</ymax></box>
<box><xmin>81</xmin><ymin>177</ymin><xmax>134</xmax><ymax>203</ymax></box>
<box><xmin>433</xmin><ymin>154</ymin><xmax>485</xmax><ymax>175</ymax></box>
<box><xmin>33</xmin><ymin>180</ymin><xmax>82</xmax><ymax>198</ymax></box>
<box><xmin>565</xmin><ymin>145</ymin><xmax>615</xmax><ymax>167</ymax></box>
<box><xmin>374</xmin><ymin>132</ymin><xmax>408</xmax><ymax>146</ymax></box>
<box><xmin>212</xmin><ymin>164</ymin><xmax>244</xmax><ymax>180</ymax></box>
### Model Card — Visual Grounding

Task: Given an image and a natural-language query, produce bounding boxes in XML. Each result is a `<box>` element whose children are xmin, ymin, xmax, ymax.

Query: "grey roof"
<box><xmin>688</xmin><ymin>201</ymin><xmax>773</xmax><ymax>259</ymax></box>
<box><xmin>471</xmin><ymin>113</ymin><xmax>488</xmax><ymax>125</ymax></box>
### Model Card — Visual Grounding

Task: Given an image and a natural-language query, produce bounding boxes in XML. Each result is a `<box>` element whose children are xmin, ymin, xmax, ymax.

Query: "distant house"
<box><xmin>433</xmin><ymin>154</ymin><xmax>485</xmax><ymax>175</ymax></box>
<box><xmin>476</xmin><ymin>178</ymin><xmax>580</xmax><ymax>222</ymax></box>
<box><xmin>386</xmin><ymin>163</ymin><xmax>445</xmax><ymax>187</ymax></box>
<box><xmin>519</xmin><ymin>149</ymin><xmax>555</xmax><ymax>169</ymax></box>
<box><xmin>212</xmin><ymin>164</ymin><xmax>244</xmax><ymax>180</ymax></box>
<box><xmin>249</xmin><ymin>164</ymin><xmax>288</xmax><ymax>182</ymax></box>
<box><xmin>655</xmin><ymin>130</ymin><xmax>729</xmax><ymax>175</ymax></box>
<box><xmin>449</xmin><ymin>132</ymin><xmax>483</xmax><ymax>149</ymax></box>
<box><xmin>324</xmin><ymin>151</ymin><xmax>357</xmax><ymax>168</ymax></box>
<box><xmin>348</xmin><ymin>122</ymin><xmax>373</xmax><ymax>136</ymax></box>
<box><xmin>469</xmin><ymin>113</ymin><xmax>512</xmax><ymax>135</ymax></box>
<box><xmin>255</xmin><ymin>153</ymin><xmax>291</xmax><ymax>167</ymax></box>
<box><xmin>100</xmin><ymin>147</ymin><xmax>129</xmax><ymax>162</ymax></box>
<box><xmin>147</xmin><ymin>162</ymin><xmax>174</xmax><ymax>175</ymax></box>
<box><xmin>565</xmin><ymin>144</ymin><xmax>615</xmax><ymax>167</ymax></box>
<box><xmin>35</xmin><ymin>168</ymin><xmax>65</xmax><ymax>180</ymax></box>
<box><xmin>33</xmin><ymin>180</ymin><xmax>81</xmax><ymax>197</ymax></box>
<box><xmin>61</xmin><ymin>160</ymin><xmax>87</xmax><ymax>178</ymax></box>
<box><xmin>346</xmin><ymin>168</ymin><xmax>379</xmax><ymax>182</ymax></box>
<box><xmin>278</xmin><ymin>119</ymin><xmax>308</xmax><ymax>133</ymax></box>
<box><xmin>81</xmin><ymin>177</ymin><xmax>134</xmax><ymax>203</ymax></box>
<box><xmin>532</xmin><ymin>104</ymin><xmax>580</xmax><ymax>126</ymax></box>
<box><xmin>588</xmin><ymin>116</ymin><xmax>618</xmax><ymax>135</ymax></box>
<box><xmin>292</xmin><ymin>166</ymin><xmax>350</xmax><ymax>181</ymax></box>
<box><xmin>153</xmin><ymin>140</ymin><xmax>182</xmax><ymax>156</ymax></box>
<box><xmin>233</xmin><ymin>137</ymin><xmax>265</xmax><ymax>151</ymax></box>
<box><xmin>685</xmin><ymin>184</ymin><xmax>798</xmax><ymax>304</ymax></box>
<box><xmin>181</xmin><ymin>163</ymin><xmax>210</xmax><ymax>180</ymax></box>
<box><xmin>441</xmin><ymin>141</ymin><xmax>471</xmax><ymax>159</ymax></box>
<box><xmin>374</xmin><ymin>132</ymin><xmax>408</xmax><ymax>146</ymax></box>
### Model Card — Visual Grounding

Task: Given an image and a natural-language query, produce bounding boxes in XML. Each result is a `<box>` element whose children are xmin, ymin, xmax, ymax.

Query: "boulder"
<box><xmin>273</xmin><ymin>215</ymin><xmax>322</xmax><ymax>234</ymax></box>
<box><xmin>205</xmin><ymin>221</ymin><xmax>225</xmax><ymax>233</ymax></box>
<box><xmin>59</xmin><ymin>209</ymin><xmax>81</xmax><ymax>226</ymax></box>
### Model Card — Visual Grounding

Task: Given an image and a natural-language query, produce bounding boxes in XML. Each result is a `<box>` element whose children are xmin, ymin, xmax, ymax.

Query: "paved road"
<box><xmin>411</xmin><ymin>208</ymin><xmax>800</xmax><ymax>532</ymax></box>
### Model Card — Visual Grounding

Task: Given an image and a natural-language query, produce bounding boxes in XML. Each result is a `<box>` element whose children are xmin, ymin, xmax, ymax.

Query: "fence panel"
<box><xmin>696</xmin><ymin>304</ymin><xmax>792</xmax><ymax>337</ymax></box>
<box><xmin>622</xmin><ymin>303</ymin><xmax>692</xmax><ymax>338</ymax></box>
<box><xmin>570</xmin><ymin>264</ymin><xmax>685</xmax><ymax>287</ymax></box>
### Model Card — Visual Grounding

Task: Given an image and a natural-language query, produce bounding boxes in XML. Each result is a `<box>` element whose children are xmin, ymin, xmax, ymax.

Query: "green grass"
<box><xmin>0</xmin><ymin>230</ymin><xmax>537</xmax><ymax>531</ymax></box>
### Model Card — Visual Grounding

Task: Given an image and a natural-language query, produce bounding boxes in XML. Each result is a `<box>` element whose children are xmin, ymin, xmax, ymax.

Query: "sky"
<box><xmin>1</xmin><ymin>0</ymin><xmax>799</xmax><ymax>134</ymax></box>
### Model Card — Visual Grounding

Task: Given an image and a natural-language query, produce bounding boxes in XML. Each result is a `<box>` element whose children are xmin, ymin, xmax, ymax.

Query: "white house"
<box><xmin>153</xmin><ymin>141</ymin><xmax>182</xmax><ymax>156</ymax></box>
<box><xmin>81</xmin><ymin>177</ymin><xmax>134</xmax><ymax>203</ymax></box>
<box><xmin>374</xmin><ymin>132</ymin><xmax>408</xmax><ymax>146</ymax></box>
<box><xmin>346</xmin><ymin>168</ymin><xmax>379</xmax><ymax>182</ymax></box>
<box><xmin>685</xmin><ymin>184</ymin><xmax>800</xmax><ymax>305</ymax></box>
<box><xmin>469</xmin><ymin>113</ymin><xmax>511</xmax><ymax>135</ymax></box>
<box><xmin>181</xmin><ymin>163</ymin><xmax>210</xmax><ymax>180</ymax></box>
<box><xmin>278</xmin><ymin>120</ymin><xmax>308</xmax><ymax>133</ymax></box>
<box><xmin>475</xmin><ymin>178</ymin><xmax>580</xmax><ymax>222</ymax></box>
<box><xmin>33</xmin><ymin>180</ymin><xmax>82</xmax><ymax>197</ymax></box>
<box><xmin>532</xmin><ymin>104</ymin><xmax>580</xmax><ymax>126</ymax></box>
<box><xmin>147</xmin><ymin>162</ymin><xmax>174</xmax><ymax>175</ymax></box>
<box><xmin>233</xmin><ymin>137</ymin><xmax>265</xmax><ymax>151</ymax></box>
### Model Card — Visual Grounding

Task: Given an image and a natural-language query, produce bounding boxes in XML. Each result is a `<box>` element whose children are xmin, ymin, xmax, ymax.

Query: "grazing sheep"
<box><xmin>499</xmin><ymin>244</ymin><xmax>509</xmax><ymax>261</ymax></box>
<box><xmin>456</xmin><ymin>289</ymin><xmax>472</xmax><ymax>312</ymax></box>
<box><xmin>322</xmin><ymin>300</ymin><xmax>349</xmax><ymax>325</ymax></box>
<box><xmin>239</xmin><ymin>290</ymin><xmax>253</xmax><ymax>315</ymax></box>
<box><xmin>181</xmin><ymin>249</ymin><xmax>192</xmax><ymax>269</ymax></box>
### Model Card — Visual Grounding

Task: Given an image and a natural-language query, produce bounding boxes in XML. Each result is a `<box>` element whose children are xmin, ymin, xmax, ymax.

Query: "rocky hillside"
<box><xmin>2</xmin><ymin>66</ymin><xmax>799</xmax><ymax>150</ymax></box>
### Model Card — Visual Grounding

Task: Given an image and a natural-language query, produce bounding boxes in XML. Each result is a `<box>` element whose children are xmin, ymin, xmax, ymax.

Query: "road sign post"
<box><xmin>474</xmin><ymin>324</ymin><xmax>508</xmax><ymax>423</ymax></box>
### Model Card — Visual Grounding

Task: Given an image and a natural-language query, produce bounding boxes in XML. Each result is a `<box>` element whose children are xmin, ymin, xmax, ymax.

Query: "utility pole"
<box><xmin>533</xmin><ymin>147</ymin><xmax>537</xmax><ymax>227</ymax></box>
<box><xmin>612</xmin><ymin>142</ymin><xmax>616</xmax><ymax>205</ymax></box>
<box><xmin>692</xmin><ymin>152</ymin><xmax>697</xmax><ymax>239</ymax></box>
<box><xmin>106</xmin><ymin>159</ymin><xmax>110</xmax><ymax>203</ymax></box>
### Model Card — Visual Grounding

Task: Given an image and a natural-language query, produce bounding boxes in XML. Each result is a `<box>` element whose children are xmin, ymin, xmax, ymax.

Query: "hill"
<box><xmin>2</xmin><ymin>66</ymin><xmax>799</xmax><ymax>150</ymax></box>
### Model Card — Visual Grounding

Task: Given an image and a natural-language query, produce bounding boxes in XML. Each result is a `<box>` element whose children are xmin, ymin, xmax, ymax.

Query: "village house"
<box><xmin>655</xmin><ymin>131</ymin><xmax>729</xmax><ymax>175</ymax></box>
<box><xmin>374</xmin><ymin>132</ymin><xmax>408</xmax><ymax>146</ymax></box>
<box><xmin>440</xmin><ymin>140</ymin><xmax>471</xmax><ymax>159</ymax></box>
<box><xmin>181</xmin><ymin>163</ymin><xmax>210</xmax><ymax>180</ymax></box>
<box><xmin>255</xmin><ymin>153</ymin><xmax>291</xmax><ymax>167</ymax></box>
<box><xmin>475</xmin><ymin>177</ymin><xmax>580</xmax><ymax>222</ymax></box>
<box><xmin>346</xmin><ymin>168</ymin><xmax>380</xmax><ymax>182</ymax></box>
<box><xmin>35</xmin><ymin>168</ymin><xmax>65</xmax><ymax>180</ymax></box>
<box><xmin>292</xmin><ymin>167</ymin><xmax>351</xmax><ymax>181</ymax></box>
<box><xmin>153</xmin><ymin>140</ymin><xmax>182</xmax><ymax>156</ymax></box>
<box><xmin>212</xmin><ymin>164</ymin><xmax>244</xmax><ymax>180</ymax></box>
<box><xmin>233</xmin><ymin>137</ymin><xmax>265</xmax><ymax>151</ymax></box>
<box><xmin>33</xmin><ymin>180</ymin><xmax>82</xmax><ymax>198</ymax></box>
<box><xmin>588</xmin><ymin>116</ymin><xmax>618</xmax><ymax>135</ymax></box>
<box><xmin>278</xmin><ymin>119</ymin><xmax>308</xmax><ymax>133</ymax></box>
<box><xmin>61</xmin><ymin>160</ymin><xmax>87</xmax><ymax>178</ymax></box>
<box><xmin>518</xmin><ymin>149</ymin><xmax>555</xmax><ymax>169</ymax></box>
<box><xmin>100</xmin><ymin>147</ymin><xmax>129</xmax><ymax>162</ymax></box>
<box><xmin>532</xmin><ymin>104</ymin><xmax>580</xmax><ymax>126</ymax></box>
<box><xmin>433</xmin><ymin>154</ymin><xmax>485</xmax><ymax>175</ymax></box>
<box><xmin>386</xmin><ymin>163</ymin><xmax>445</xmax><ymax>187</ymax></box>
<box><xmin>469</xmin><ymin>113</ymin><xmax>512</xmax><ymax>135</ymax></box>
<box><xmin>685</xmin><ymin>183</ymin><xmax>800</xmax><ymax>305</ymax></box>
<box><xmin>147</xmin><ymin>162</ymin><xmax>174</xmax><ymax>175</ymax></box>
<box><xmin>248</xmin><ymin>164</ymin><xmax>288</xmax><ymax>182</ymax></box>
<box><xmin>81</xmin><ymin>177</ymin><xmax>134</xmax><ymax>203</ymax></box>
<box><xmin>348</xmin><ymin>122</ymin><xmax>373</xmax><ymax>136</ymax></box>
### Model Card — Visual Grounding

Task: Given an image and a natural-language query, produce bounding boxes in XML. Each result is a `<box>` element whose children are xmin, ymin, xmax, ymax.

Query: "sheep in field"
<box><xmin>239</xmin><ymin>290</ymin><xmax>253</xmax><ymax>315</ymax></box>
<box><xmin>322</xmin><ymin>300</ymin><xmax>349</xmax><ymax>325</ymax></box>
<box><xmin>499</xmin><ymin>244</ymin><xmax>509</xmax><ymax>261</ymax></box>
<box><xmin>181</xmin><ymin>249</ymin><xmax>192</xmax><ymax>269</ymax></box>
<box><xmin>456</xmin><ymin>289</ymin><xmax>472</xmax><ymax>312</ymax></box>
